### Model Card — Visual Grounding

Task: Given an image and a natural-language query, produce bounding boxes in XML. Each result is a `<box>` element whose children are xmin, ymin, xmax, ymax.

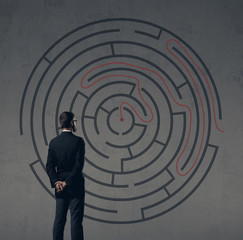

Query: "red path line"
<box><xmin>166</xmin><ymin>38</ymin><xmax>223</xmax><ymax>176</ymax></box>
<box><xmin>80</xmin><ymin>40</ymin><xmax>223</xmax><ymax>176</ymax></box>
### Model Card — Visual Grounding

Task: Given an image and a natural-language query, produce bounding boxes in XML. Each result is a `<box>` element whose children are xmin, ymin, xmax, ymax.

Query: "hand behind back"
<box><xmin>55</xmin><ymin>181</ymin><xmax>67</xmax><ymax>192</ymax></box>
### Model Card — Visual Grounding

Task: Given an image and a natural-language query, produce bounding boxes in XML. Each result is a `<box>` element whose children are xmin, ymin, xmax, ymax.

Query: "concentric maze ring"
<box><xmin>19</xmin><ymin>18</ymin><xmax>223</xmax><ymax>223</ymax></box>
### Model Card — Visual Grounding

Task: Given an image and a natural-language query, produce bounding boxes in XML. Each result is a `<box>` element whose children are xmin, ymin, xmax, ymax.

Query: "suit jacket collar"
<box><xmin>61</xmin><ymin>131</ymin><xmax>73</xmax><ymax>134</ymax></box>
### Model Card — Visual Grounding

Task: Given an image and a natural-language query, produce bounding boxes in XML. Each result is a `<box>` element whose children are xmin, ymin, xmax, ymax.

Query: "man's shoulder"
<box><xmin>49</xmin><ymin>133</ymin><xmax>84</xmax><ymax>144</ymax></box>
<box><xmin>72</xmin><ymin>134</ymin><xmax>85</xmax><ymax>143</ymax></box>
<box><xmin>49</xmin><ymin>134</ymin><xmax>61</xmax><ymax>145</ymax></box>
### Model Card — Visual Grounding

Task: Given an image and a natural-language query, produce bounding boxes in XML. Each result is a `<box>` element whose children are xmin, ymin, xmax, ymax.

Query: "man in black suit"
<box><xmin>46</xmin><ymin>111</ymin><xmax>85</xmax><ymax>240</ymax></box>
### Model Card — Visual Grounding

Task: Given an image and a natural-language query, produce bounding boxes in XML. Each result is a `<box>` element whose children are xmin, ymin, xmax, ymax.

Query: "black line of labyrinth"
<box><xmin>20</xmin><ymin>19</ymin><xmax>222</xmax><ymax>223</ymax></box>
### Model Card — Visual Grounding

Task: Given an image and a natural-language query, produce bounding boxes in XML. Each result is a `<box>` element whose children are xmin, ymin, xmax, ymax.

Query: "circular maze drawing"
<box><xmin>19</xmin><ymin>18</ymin><xmax>223</xmax><ymax>223</ymax></box>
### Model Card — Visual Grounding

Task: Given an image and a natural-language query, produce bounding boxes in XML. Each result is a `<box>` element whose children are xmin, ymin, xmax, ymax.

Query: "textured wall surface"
<box><xmin>0</xmin><ymin>0</ymin><xmax>243</xmax><ymax>239</ymax></box>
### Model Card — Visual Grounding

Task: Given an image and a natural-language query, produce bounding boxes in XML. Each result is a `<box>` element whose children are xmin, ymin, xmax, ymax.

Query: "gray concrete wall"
<box><xmin>0</xmin><ymin>0</ymin><xmax>243</xmax><ymax>239</ymax></box>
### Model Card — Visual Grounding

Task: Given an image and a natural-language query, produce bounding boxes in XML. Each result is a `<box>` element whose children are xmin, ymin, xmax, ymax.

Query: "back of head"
<box><xmin>59</xmin><ymin>112</ymin><xmax>74</xmax><ymax>129</ymax></box>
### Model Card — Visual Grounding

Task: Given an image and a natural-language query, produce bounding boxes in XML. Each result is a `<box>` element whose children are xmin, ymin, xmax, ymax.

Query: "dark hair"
<box><xmin>59</xmin><ymin>112</ymin><xmax>74</xmax><ymax>128</ymax></box>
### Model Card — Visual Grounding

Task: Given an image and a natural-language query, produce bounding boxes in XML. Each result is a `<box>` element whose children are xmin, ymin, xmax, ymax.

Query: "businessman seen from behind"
<box><xmin>46</xmin><ymin>111</ymin><xmax>85</xmax><ymax>240</ymax></box>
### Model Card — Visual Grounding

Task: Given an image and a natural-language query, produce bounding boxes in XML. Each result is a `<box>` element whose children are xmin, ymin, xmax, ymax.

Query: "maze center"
<box><xmin>108</xmin><ymin>108</ymin><xmax>134</xmax><ymax>135</ymax></box>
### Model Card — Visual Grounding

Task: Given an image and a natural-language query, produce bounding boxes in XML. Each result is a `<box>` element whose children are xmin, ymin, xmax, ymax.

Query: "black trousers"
<box><xmin>53</xmin><ymin>197</ymin><xmax>84</xmax><ymax>240</ymax></box>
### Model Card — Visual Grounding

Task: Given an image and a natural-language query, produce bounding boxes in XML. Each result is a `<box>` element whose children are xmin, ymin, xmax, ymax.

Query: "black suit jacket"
<box><xmin>46</xmin><ymin>131</ymin><xmax>85</xmax><ymax>198</ymax></box>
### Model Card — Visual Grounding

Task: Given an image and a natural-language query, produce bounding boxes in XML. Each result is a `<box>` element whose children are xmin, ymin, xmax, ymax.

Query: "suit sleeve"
<box><xmin>46</xmin><ymin>143</ymin><xmax>59</xmax><ymax>188</ymax></box>
<box><xmin>65</xmin><ymin>138</ymin><xmax>85</xmax><ymax>186</ymax></box>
